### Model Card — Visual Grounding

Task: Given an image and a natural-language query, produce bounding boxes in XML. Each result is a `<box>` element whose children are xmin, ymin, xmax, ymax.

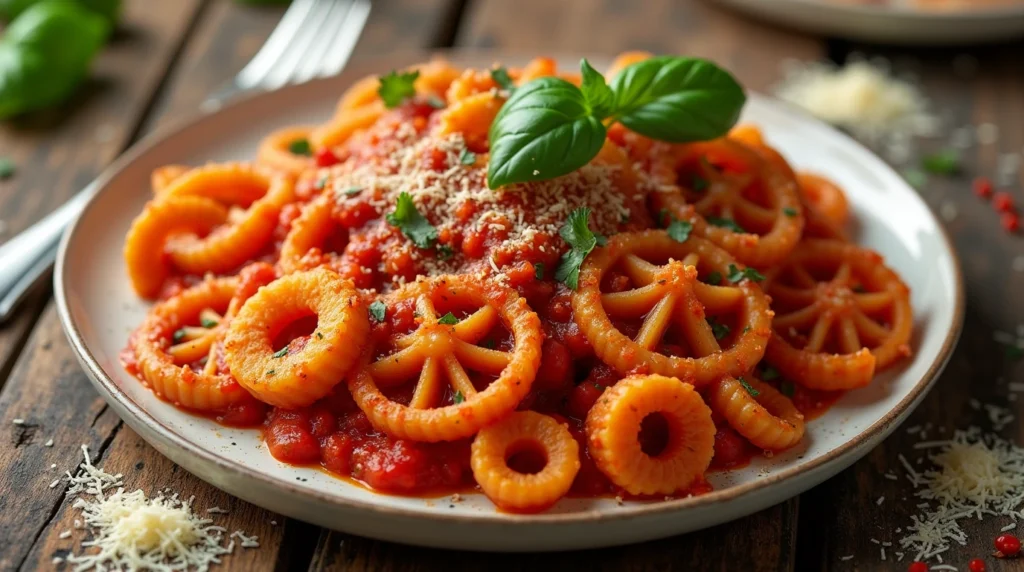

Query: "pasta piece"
<box><xmin>151</xmin><ymin>164</ymin><xmax>190</xmax><ymax>195</ymax></box>
<box><xmin>653</xmin><ymin>138</ymin><xmax>804</xmax><ymax>268</ymax></box>
<box><xmin>796</xmin><ymin>172</ymin><xmax>851</xmax><ymax>230</ymax></box>
<box><xmin>161</xmin><ymin>162</ymin><xmax>295</xmax><ymax>275</ymax></box>
<box><xmin>586</xmin><ymin>374</ymin><xmax>715</xmax><ymax>495</ymax></box>
<box><xmin>571</xmin><ymin>230</ymin><xmax>773</xmax><ymax>388</ymax></box>
<box><xmin>763</xmin><ymin>239</ymin><xmax>913</xmax><ymax>390</ymax></box>
<box><xmin>347</xmin><ymin>275</ymin><xmax>543</xmax><ymax>442</ymax></box>
<box><xmin>131</xmin><ymin>277</ymin><xmax>255</xmax><ymax>411</ymax></box>
<box><xmin>224</xmin><ymin>268</ymin><xmax>369</xmax><ymax>408</ymax></box>
<box><xmin>257</xmin><ymin>125</ymin><xmax>317</xmax><ymax>175</ymax></box>
<box><xmin>311</xmin><ymin>101</ymin><xmax>384</xmax><ymax>150</ymax></box>
<box><xmin>707</xmin><ymin>376</ymin><xmax>805</xmax><ymax>451</ymax></box>
<box><xmin>278</xmin><ymin>195</ymin><xmax>348</xmax><ymax>275</ymax></box>
<box><xmin>437</xmin><ymin>91</ymin><xmax>502</xmax><ymax>151</ymax></box>
<box><xmin>471</xmin><ymin>411</ymin><xmax>580</xmax><ymax>512</ymax></box>
<box><xmin>516</xmin><ymin>57</ymin><xmax>558</xmax><ymax>83</ymax></box>
<box><xmin>123</xmin><ymin>195</ymin><xmax>228</xmax><ymax>298</ymax></box>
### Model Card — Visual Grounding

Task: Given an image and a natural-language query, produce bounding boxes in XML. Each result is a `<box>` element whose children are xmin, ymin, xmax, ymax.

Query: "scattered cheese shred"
<box><xmin>62</xmin><ymin>445</ymin><xmax>256</xmax><ymax>571</ymax></box>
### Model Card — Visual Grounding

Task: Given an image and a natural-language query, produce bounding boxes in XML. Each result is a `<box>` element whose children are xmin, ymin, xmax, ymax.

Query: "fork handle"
<box><xmin>0</xmin><ymin>185</ymin><xmax>94</xmax><ymax>322</ymax></box>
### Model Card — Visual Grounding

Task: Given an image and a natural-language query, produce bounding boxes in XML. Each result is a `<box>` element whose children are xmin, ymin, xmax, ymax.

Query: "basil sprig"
<box><xmin>487</xmin><ymin>56</ymin><xmax>745</xmax><ymax>189</ymax></box>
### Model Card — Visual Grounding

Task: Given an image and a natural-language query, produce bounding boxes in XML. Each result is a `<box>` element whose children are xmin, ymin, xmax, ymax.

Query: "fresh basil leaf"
<box><xmin>610</xmin><ymin>56</ymin><xmax>745</xmax><ymax>143</ymax></box>
<box><xmin>377</xmin><ymin>69</ymin><xmax>419</xmax><ymax>109</ymax></box>
<box><xmin>579</xmin><ymin>58</ymin><xmax>614</xmax><ymax>119</ymax></box>
<box><xmin>386</xmin><ymin>192</ymin><xmax>437</xmax><ymax>249</ymax></box>
<box><xmin>487</xmin><ymin>77</ymin><xmax>607</xmax><ymax>189</ymax></box>
<box><xmin>0</xmin><ymin>2</ymin><xmax>109</xmax><ymax>118</ymax></box>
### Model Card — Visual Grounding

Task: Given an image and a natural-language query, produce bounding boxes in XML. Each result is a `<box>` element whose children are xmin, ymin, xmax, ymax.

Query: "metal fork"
<box><xmin>0</xmin><ymin>0</ymin><xmax>371</xmax><ymax>322</ymax></box>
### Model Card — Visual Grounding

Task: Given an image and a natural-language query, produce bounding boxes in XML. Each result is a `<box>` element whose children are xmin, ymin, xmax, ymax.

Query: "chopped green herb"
<box><xmin>437</xmin><ymin>244</ymin><xmax>454</xmax><ymax>260</ymax></box>
<box><xmin>707</xmin><ymin>317</ymin><xmax>730</xmax><ymax>340</ymax></box>
<box><xmin>200</xmin><ymin>318</ymin><xmax>218</xmax><ymax>329</ymax></box>
<box><xmin>438</xmin><ymin>312</ymin><xmax>459</xmax><ymax>325</ymax></box>
<box><xmin>779</xmin><ymin>381</ymin><xmax>795</xmax><ymax>397</ymax></box>
<box><xmin>742</xmin><ymin>325</ymin><xmax>751</xmax><ymax>334</ymax></box>
<box><xmin>459</xmin><ymin>148</ymin><xmax>476</xmax><ymax>165</ymax></box>
<box><xmin>172</xmin><ymin>328</ymin><xmax>186</xmax><ymax>343</ymax></box>
<box><xmin>738</xmin><ymin>376</ymin><xmax>759</xmax><ymax>397</ymax></box>
<box><xmin>921</xmin><ymin>149</ymin><xmax>959</xmax><ymax>175</ymax></box>
<box><xmin>288</xmin><ymin>138</ymin><xmax>312</xmax><ymax>156</ymax></box>
<box><xmin>783</xmin><ymin>206</ymin><xmax>798</xmax><ymax>217</ymax></box>
<box><xmin>705</xmin><ymin>271</ymin><xmax>722</xmax><ymax>286</ymax></box>
<box><xmin>0</xmin><ymin>158</ymin><xmax>14</xmax><ymax>180</ymax></box>
<box><xmin>761</xmin><ymin>366</ymin><xmax>780</xmax><ymax>381</ymax></box>
<box><xmin>314</xmin><ymin>175</ymin><xmax>328</xmax><ymax>190</ymax></box>
<box><xmin>369</xmin><ymin>300</ymin><xmax>387</xmax><ymax>322</ymax></box>
<box><xmin>691</xmin><ymin>174</ymin><xmax>708</xmax><ymax>192</ymax></box>
<box><xmin>482</xmin><ymin>339</ymin><xmax>495</xmax><ymax>349</ymax></box>
<box><xmin>377</xmin><ymin>70</ymin><xmax>419</xmax><ymax>108</ymax></box>
<box><xmin>666</xmin><ymin>219</ymin><xmax>693</xmax><ymax>243</ymax></box>
<box><xmin>266</xmin><ymin>369</ymin><xmax>276</xmax><ymax>376</ymax></box>
<box><xmin>342</xmin><ymin>186</ymin><xmax>362</xmax><ymax>196</ymax></box>
<box><xmin>727</xmin><ymin>263</ymin><xmax>764</xmax><ymax>283</ymax></box>
<box><xmin>316</xmin><ymin>332</ymin><xmax>324</xmax><ymax>339</ymax></box>
<box><xmin>386</xmin><ymin>192</ymin><xmax>438</xmax><ymax>249</ymax></box>
<box><xmin>272</xmin><ymin>347</ymin><xmax>289</xmax><ymax>359</ymax></box>
<box><xmin>490</xmin><ymin>66</ymin><xmax>515</xmax><ymax>93</ymax></box>
<box><xmin>593</xmin><ymin>382</ymin><xmax>605</xmax><ymax>390</ymax></box>
<box><xmin>1006</xmin><ymin>344</ymin><xmax>1024</xmax><ymax>361</ymax></box>
<box><xmin>555</xmin><ymin>207</ymin><xmax>602</xmax><ymax>290</ymax></box>
<box><xmin>534</xmin><ymin>262</ymin><xmax>545</xmax><ymax>280</ymax></box>
<box><xmin>707</xmin><ymin>216</ymin><xmax>746</xmax><ymax>233</ymax></box>
<box><xmin>425</xmin><ymin>94</ymin><xmax>446</xmax><ymax>109</ymax></box>
<box><xmin>903</xmin><ymin>168</ymin><xmax>927</xmax><ymax>190</ymax></box>
<box><xmin>453</xmin><ymin>390</ymin><xmax>465</xmax><ymax>404</ymax></box>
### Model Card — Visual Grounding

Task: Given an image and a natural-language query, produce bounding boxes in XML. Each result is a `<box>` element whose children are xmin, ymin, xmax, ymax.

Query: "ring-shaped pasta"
<box><xmin>161</xmin><ymin>163</ymin><xmax>295</xmax><ymax>275</ymax></box>
<box><xmin>586</xmin><ymin>374</ymin><xmax>716</xmax><ymax>495</ymax></box>
<box><xmin>347</xmin><ymin>275</ymin><xmax>543</xmax><ymax>442</ymax></box>
<box><xmin>470</xmin><ymin>411</ymin><xmax>580</xmax><ymax>513</ymax></box>
<box><xmin>763</xmin><ymin>239</ymin><xmax>913</xmax><ymax>390</ymax></box>
<box><xmin>310</xmin><ymin>101</ymin><xmax>384</xmax><ymax>150</ymax></box>
<box><xmin>152</xmin><ymin>164</ymin><xmax>190</xmax><ymax>195</ymax></box>
<box><xmin>124</xmin><ymin>195</ymin><xmax>229</xmax><ymax>298</ymax></box>
<box><xmin>653</xmin><ymin>138</ymin><xmax>804</xmax><ymax>268</ymax></box>
<box><xmin>224</xmin><ymin>268</ymin><xmax>369</xmax><ymax>409</ymax></box>
<box><xmin>571</xmin><ymin>230</ymin><xmax>773</xmax><ymax>388</ymax></box>
<box><xmin>257</xmin><ymin>125</ymin><xmax>317</xmax><ymax>175</ymax></box>
<box><xmin>132</xmin><ymin>277</ymin><xmax>255</xmax><ymax>410</ymax></box>
<box><xmin>278</xmin><ymin>195</ymin><xmax>348</xmax><ymax>275</ymax></box>
<box><xmin>707</xmin><ymin>376</ymin><xmax>805</xmax><ymax>451</ymax></box>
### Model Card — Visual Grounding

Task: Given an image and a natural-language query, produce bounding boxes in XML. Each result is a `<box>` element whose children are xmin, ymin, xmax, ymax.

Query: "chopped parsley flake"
<box><xmin>377</xmin><ymin>70</ymin><xmax>419</xmax><ymax>108</ymax></box>
<box><xmin>437</xmin><ymin>244</ymin><xmax>454</xmax><ymax>260</ymax></box>
<box><xmin>386</xmin><ymin>192</ymin><xmax>438</xmax><ymax>249</ymax></box>
<box><xmin>453</xmin><ymin>390</ymin><xmax>465</xmax><ymax>404</ymax></box>
<box><xmin>266</xmin><ymin>369</ymin><xmax>276</xmax><ymax>376</ymax></box>
<box><xmin>707</xmin><ymin>216</ymin><xmax>746</xmax><ymax>233</ymax></box>
<box><xmin>425</xmin><ymin>94</ymin><xmax>446</xmax><ymax>109</ymax></box>
<box><xmin>200</xmin><ymin>318</ymin><xmax>218</xmax><ymax>329</ymax></box>
<box><xmin>921</xmin><ymin>149</ymin><xmax>959</xmax><ymax>175</ymax></box>
<box><xmin>666</xmin><ymin>219</ymin><xmax>693</xmax><ymax>243</ymax></box>
<box><xmin>727</xmin><ymin>263</ymin><xmax>765</xmax><ymax>283</ymax></box>
<box><xmin>555</xmin><ymin>207</ymin><xmax>602</xmax><ymax>290</ymax></box>
<box><xmin>707</xmin><ymin>318</ymin><xmax>730</xmax><ymax>340</ymax></box>
<box><xmin>343</xmin><ymin>186</ymin><xmax>362</xmax><ymax>196</ymax></box>
<box><xmin>438</xmin><ymin>312</ymin><xmax>459</xmax><ymax>325</ymax></box>
<box><xmin>534</xmin><ymin>262</ymin><xmax>545</xmax><ymax>280</ymax></box>
<box><xmin>779</xmin><ymin>381</ymin><xmax>795</xmax><ymax>397</ymax></box>
<box><xmin>314</xmin><ymin>175</ymin><xmax>328</xmax><ymax>190</ymax></box>
<box><xmin>288</xmin><ymin>138</ymin><xmax>312</xmax><ymax>156</ymax></box>
<box><xmin>172</xmin><ymin>329</ymin><xmax>186</xmax><ymax>343</ymax></box>
<box><xmin>705</xmin><ymin>271</ymin><xmax>722</xmax><ymax>286</ymax></box>
<box><xmin>490</xmin><ymin>66</ymin><xmax>515</xmax><ymax>93</ymax></box>
<box><xmin>761</xmin><ymin>366</ymin><xmax>780</xmax><ymax>381</ymax></box>
<box><xmin>459</xmin><ymin>148</ymin><xmax>476</xmax><ymax>165</ymax></box>
<box><xmin>783</xmin><ymin>206</ymin><xmax>798</xmax><ymax>217</ymax></box>
<box><xmin>738</xmin><ymin>377</ymin><xmax>760</xmax><ymax>397</ymax></box>
<box><xmin>369</xmin><ymin>300</ymin><xmax>387</xmax><ymax>322</ymax></box>
<box><xmin>316</xmin><ymin>332</ymin><xmax>324</xmax><ymax>339</ymax></box>
<box><xmin>272</xmin><ymin>347</ymin><xmax>289</xmax><ymax>359</ymax></box>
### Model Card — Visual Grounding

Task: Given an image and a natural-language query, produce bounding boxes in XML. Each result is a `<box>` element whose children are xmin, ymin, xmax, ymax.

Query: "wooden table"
<box><xmin>0</xmin><ymin>1</ymin><xmax>1021</xmax><ymax>569</ymax></box>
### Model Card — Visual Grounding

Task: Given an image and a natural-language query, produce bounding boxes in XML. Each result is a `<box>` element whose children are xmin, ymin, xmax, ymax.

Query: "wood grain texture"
<box><xmin>794</xmin><ymin>42</ymin><xmax>1024</xmax><ymax>571</ymax></box>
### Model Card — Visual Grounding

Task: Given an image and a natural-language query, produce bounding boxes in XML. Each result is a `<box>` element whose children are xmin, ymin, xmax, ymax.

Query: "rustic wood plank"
<box><xmin>795</xmin><ymin>41</ymin><xmax>1024</xmax><ymax>571</ymax></box>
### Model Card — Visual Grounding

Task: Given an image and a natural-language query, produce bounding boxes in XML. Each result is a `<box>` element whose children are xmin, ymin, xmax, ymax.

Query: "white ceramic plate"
<box><xmin>713</xmin><ymin>0</ymin><xmax>1024</xmax><ymax>45</ymax></box>
<box><xmin>55</xmin><ymin>52</ymin><xmax>963</xmax><ymax>552</ymax></box>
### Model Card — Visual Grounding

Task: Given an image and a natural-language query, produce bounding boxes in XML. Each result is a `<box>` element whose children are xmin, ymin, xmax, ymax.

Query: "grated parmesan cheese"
<box><xmin>61</xmin><ymin>445</ymin><xmax>256</xmax><ymax>571</ymax></box>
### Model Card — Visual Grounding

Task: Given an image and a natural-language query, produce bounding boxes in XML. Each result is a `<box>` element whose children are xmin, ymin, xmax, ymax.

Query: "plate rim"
<box><xmin>717</xmin><ymin>0</ymin><xmax>1024</xmax><ymax>20</ymax></box>
<box><xmin>54</xmin><ymin>49</ymin><xmax>966</xmax><ymax>527</ymax></box>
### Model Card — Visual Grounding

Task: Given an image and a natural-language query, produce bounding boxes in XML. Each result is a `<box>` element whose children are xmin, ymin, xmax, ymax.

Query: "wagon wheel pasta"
<box><xmin>118</xmin><ymin>54</ymin><xmax>916</xmax><ymax>511</ymax></box>
<box><xmin>763</xmin><ymin>239</ymin><xmax>913</xmax><ymax>390</ymax></box>
<box><xmin>571</xmin><ymin>230</ymin><xmax>773</xmax><ymax>387</ymax></box>
<box><xmin>348</xmin><ymin>275</ymin><xmax>543</xmax><ymax>442</ymax></box>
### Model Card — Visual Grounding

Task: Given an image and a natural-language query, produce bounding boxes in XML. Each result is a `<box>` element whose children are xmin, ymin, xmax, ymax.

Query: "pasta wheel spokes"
<box><xmin>763</xmin><ymin>239</ymin><xmax>913</xmax><ymax>390</ymax></box>
<box><xmin>572</xmin><ymin>230</ymin><xmax>773</xmax><ymax>387</ymax></box>
<box><xmin>348</xmin><ymin>275</ymin><xmax>543</xmax><ymax>442</ymax></box>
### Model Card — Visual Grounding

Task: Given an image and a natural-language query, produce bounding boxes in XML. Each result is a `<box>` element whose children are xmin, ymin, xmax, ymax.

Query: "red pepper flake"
<box><xmin>1001</xmin><ymin>212</ymin><xmax>1019</xmax><ymax>233</ymax></box>
<box><xmin>315</xmin><ymin>148</ymin><xmax>340</xmax><ymax>168</ymax></box>
<box><xmin>993</xmin><ymin>191</ymin><xmax>1015</xmax><ymax>213</ymax></box>
<box><xmin>968</xmin><ymin>558</ymin><xmax>986</xmax><ymax>572</ymax></box>
<box><xmin>973</xmin><ymin>176</ymin><xmax>993</xmax><ymax>199</ymax></box>
<box><xmin>995</xmin><ymin>533</ymin><xmax>1021</xmax><ymax>557</ymax></box>
<box><xmin>907</xmin><ymin>562</ymin><xmax>929</xmax><ymax>572</ymax></box>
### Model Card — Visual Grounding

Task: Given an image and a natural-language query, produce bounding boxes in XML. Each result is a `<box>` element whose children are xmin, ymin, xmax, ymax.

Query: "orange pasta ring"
<box><xmin>151</xmin><ymin>164</ymin><xmax>190</xmax><ymax>195</ymax></box>
<box><xmin>224</xmin><ymin>268</ymin><xmax>369</xmax><ymax>409</ymax></box>
<box><xmin>586</xmin><ymin>374</ymin><xmax>716</xmax><ymax>495</ymax></box>
<box><xmin>571</xmin><ymin>230</ymin><xmax>773</xmax><ymax>388</ymax></box>
<box><xmin>257</xmin><ymin>125</ymin><xmax>317</xmax><ymax>175</ymax></box>
<box><xmin>123</xmin><ymin>195</ymin><xmax>229</xmax><ymax>299</ymax></box>
<box><xmin>763</xmin><ymin>239</ymin><xmax>913</xmax><ymax>390</ymax></box>
<box><xmin>706</xmin><ymin>375</ymin><xmax>805</xmax><ymax>451</ymax></box>
<box><xmin>796</xmin><ymin>172</ymin><xmax>851</xmax><ymax>230</ymax></box>
<box><xmin>311</xmin><ymin>101</ymin><xmax>385</xmax><ymax>150</ymax></box>
<box><xmin>161</xmin><ymin>163</ymin><xmax>295</xmax><ymax>275</ymax></box>
<box><xmin>471</xmin><ymin>411</ymin><xmax>580</xmax><ymax>513</ymax></box>
<box><xmin>653</xmin><ymin>138</ymin><xmax>804</xmax><ymax>268</ymax></box>
<box><xmin>131</xmin><ymin>277</ymin><xmax>256</xmax><ymax>411</ymax></box>
<box><xmin>278</xmin><ymin>195</ymin><xmax>349</xmax><ymax>275</ymax></box>
<box><xmin>347</xmin><ymin>275</ymin><xmax>543</xmax><ymax>442</ymax></box>
<box><xmin>437</xmin><ymin>91</ymin><xmax>503</xmax><ymax>151</ymax></box>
